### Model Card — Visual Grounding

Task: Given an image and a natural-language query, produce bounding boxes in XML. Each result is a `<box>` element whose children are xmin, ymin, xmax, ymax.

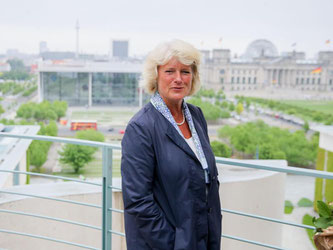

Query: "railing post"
<box><xmin>102</xmin><ymin>146</ymin><xmax>113</xmax><ymax>250</ymax></box>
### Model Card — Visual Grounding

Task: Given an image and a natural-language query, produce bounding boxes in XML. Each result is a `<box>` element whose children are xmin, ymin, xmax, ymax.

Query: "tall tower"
<box><xmin>76</xmin><ymin>20</ymin><xmax>80</xmax><ymax>59</ymax></box>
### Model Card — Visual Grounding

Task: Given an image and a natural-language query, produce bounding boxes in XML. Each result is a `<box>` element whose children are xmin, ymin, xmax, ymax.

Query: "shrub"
<box><xmin>210</xmin><ymin>141</ymin><xmax>232</xmax><ymax>157</ymax></box>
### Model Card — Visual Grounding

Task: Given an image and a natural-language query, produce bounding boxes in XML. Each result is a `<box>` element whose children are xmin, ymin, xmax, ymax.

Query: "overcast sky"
<box><xmin>1</xmin><ymin>0</ymin><xmax>332</xmax><ymax>58</ymax></box>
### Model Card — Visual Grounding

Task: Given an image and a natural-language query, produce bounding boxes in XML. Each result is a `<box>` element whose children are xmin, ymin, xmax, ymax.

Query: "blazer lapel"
<box><xmin>165</xmin><ymin>125</ymin><xmax>199</xmax><ymax>163</ymax></box>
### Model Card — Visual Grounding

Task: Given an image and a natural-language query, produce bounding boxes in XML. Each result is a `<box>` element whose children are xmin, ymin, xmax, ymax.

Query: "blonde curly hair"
<box><xmin>141</xmin><ymin>39</ymin><xmax>201</xmax><ymax>96</ymax></box>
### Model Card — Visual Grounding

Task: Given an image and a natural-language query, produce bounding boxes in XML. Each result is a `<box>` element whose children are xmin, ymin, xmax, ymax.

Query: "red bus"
<box><xmin>70</xmin><ymin>120</ymin><xmax>97</xmax><ymax>131</ymax></box>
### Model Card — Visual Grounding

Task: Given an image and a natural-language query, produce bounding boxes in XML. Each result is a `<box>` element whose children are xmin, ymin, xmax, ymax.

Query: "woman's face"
<box><xmin>157</xmin><ymin>57</ymin><xmax>193</xmax><ymax>107</ymax></box>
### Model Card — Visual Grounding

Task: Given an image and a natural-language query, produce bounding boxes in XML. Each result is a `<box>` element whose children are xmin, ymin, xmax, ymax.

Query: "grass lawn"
<box><xmin>284</xmin><ymin>100</ymin><xmax>333</xmax><ymax>116</ymax></box>
<box><xmin>71</xmin><ymin>110</ymin><xmax>136</xmax><ymax>126</ymax></box>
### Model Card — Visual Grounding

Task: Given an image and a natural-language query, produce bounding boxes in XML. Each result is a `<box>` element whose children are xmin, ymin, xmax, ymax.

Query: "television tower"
<box><xmin>76</xmin><ymin>20</ymin><xmax>80</xmax><ymax>59</ymax></box>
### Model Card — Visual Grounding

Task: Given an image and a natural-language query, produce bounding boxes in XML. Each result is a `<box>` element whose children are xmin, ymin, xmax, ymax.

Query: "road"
<box><xmin>57</xmin><ymin>124</ymin><xmax>127</xmax><ymax>137</ymax></box>
<box><xmin>0</xmin><ymin>92</ymin><xmax>38</xmax><ymax>120</ymax></box>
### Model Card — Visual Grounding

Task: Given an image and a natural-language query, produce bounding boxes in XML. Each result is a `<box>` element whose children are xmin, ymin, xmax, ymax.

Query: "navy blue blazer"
<box><xmin>121</xmin><ymin>102</ymin><xmax>222</xmax><ymax>250</ymax></box>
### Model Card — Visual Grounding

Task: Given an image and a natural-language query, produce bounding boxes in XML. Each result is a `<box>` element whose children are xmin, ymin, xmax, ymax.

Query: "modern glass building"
<box><xmin>38</xmin><ymin>60</ymin><xmax>146</xmax><ymax>106</ymax></box>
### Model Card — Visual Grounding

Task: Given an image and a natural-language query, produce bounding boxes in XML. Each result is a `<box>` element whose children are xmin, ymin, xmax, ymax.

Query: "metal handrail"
<box><xmin>0</xmin><ymin>209</ymin><xmax>101</xmax><ymax>230</ymax></box>
<box><xmin>0</xmin><ymin>229</ymin><xmax>99</xmax><ymax>250</ymax></box>
<box><xmin>0</xmin><ymin>190</ymin><xmax>101</xmax><ymax>208</ymax></box>
<box><xmin>0</xmin><ymin>169</ymin><xmax>102</xmax><ymax>186</ymax></box>
<box><xmin>215</xmin><ymin>157</ymin><xmax>333</xmax><ymax>179</ymax></box>
<box><xmin>0</xmin><ymin>132</ymin><xmax>120</xmax><ymax>149</ymax></box>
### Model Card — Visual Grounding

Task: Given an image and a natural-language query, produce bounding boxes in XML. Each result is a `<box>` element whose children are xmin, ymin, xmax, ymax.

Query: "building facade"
<box><xmin>201</xmin><ymin>39</ymin><xmax>333</xmax><ymax>94</ymax></box>
<box><xmin>37</xmin><ymin>60</ymin><xmax>144</xmax><ymax>107</ymax></box>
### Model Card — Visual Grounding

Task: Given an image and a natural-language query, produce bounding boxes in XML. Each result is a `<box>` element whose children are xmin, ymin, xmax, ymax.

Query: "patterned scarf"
<box><xmin>150</xmin><ymin>92</ymin><xmax>210</xmax><ymax>183</ymax></box>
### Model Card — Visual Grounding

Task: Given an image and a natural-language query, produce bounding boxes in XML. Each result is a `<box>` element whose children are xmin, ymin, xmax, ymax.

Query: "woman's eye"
<box><xmin>165</xmin><ymin>70</ymin><xmax>173</xmax><ymax>73</ymax></box>
<box><xmin>182</xmin><ymin>71</ymin><xmax>190</xmax><ymax>74</ymax></box>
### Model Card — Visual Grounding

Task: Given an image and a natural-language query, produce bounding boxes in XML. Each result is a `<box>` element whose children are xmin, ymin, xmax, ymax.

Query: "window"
<box><xmin>296</xmin><ymin>78</ymin><xmax>299</xmax><ymax>85</ymax></box>
<box><xmin>318</xmin><ymin>78</ymin><xmax>321</xmax><ymax>85</ymax></box>
<box><xmin>231</xmin><ymin>77</ymin><xmax>234</xmax><ymax>83</ymax></box>
<box><xmin>248</xmin><ymin>77</ymin><xmax>251</xmax><ymax>84</ymax></box>
<box><xmin>329</xmin><ymin>79</ymin><xmax>332</xmax><ymax>85</ymax></box>
<box><xmin>254</xmin><ymin>77</ymin><xmax>257</xmax><ymax>84</ymax></box>
<box><xmin>306</xmin><ymin>78</ymin><xmax>309</xmax><ymax>84</ymax></box>
<box><xmin>242</xmin><ymin>77</ymin><xmax>245</xmax><ymax>84</ymax></box>
<box><xmin>237</xmin><ymin>77</ymin><xmax>240</xmax><ymax>83</ymax></box>
<box><xmin>301</xmin><ymin>78</ymin><xmax>304</xmax><ymax>84</ymax></box>
<box><xmin>220</xmin><ymin>69</ymin><xmax>225</xmax><ymax>74</ymax></box>
<box><xmin>220</xmin><ymin>78</ymin><xmax>224</xmax><ymax>84</ymax></box>
<box><xmin>312</xmin><ymin>78</ymin><xmax>315</xmax><ymax>85</ymax></box>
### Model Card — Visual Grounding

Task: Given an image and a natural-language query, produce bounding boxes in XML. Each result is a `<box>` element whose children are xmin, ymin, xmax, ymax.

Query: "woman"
<box><xmin>121</xmin><ymin>39</ymin><xmax>222</xmax><ymax>250</ymax></box>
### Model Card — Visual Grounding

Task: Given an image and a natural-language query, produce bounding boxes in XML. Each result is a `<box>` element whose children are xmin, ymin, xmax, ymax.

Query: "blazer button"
<box><xmin>208</xmin><ymin>207</ymin><xmax>212</xmax><ymax>213</ymax></box>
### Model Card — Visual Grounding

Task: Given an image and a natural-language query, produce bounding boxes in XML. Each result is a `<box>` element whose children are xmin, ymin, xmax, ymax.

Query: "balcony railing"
<box><xmin>0</xmin><ymin>132</ymin><xmax>333</xmax><ymax>250</ymax></box>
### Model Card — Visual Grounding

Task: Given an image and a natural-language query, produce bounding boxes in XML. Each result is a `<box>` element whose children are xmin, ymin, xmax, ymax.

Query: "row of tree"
<box><xmin>0</xmin><ymin>59</ymin><xmax>31</xmax><ymax>80</ymax></box>
<box><xmin>0</xmin><ymin>81</ymin><xmax>37</xmax><ymax>96</ymax></box>
<box><xmin>236</xmin><ymin>96</ymin><xmax>333</xmax><ymax>125</ymax></box>
<box><xmin>194</xmin><ymin>88</ymin><xmax>226</xmax><ymax>100</ymax></box>
<box><xmin>216</xmin><ymin>120</ymin><xmax>319</xmax><ymax>168</ymax></box>
<box><xmin>22</xmin><ymin>85</ymin><xmax>38</xmax><ymax>97</ymax></box>
<box><xmin>16</xmin><ymin>100</ymin><xmax>68</xmax><ymax>122</ymax></box>
<box><xmin>29</xmin><ymin>121</ymin><xmax>58</xmax><ymax>172</ymax></box>
<box><xmin>187</xmin><ymin>97</ymin><xmax>231</xmax><ymax>120</ymax></box>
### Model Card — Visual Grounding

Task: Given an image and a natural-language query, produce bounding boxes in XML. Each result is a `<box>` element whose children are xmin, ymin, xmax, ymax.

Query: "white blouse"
<box><xmin>185</xmin><ymin>137</ymin><xmax>199</xmax><ymax>160</ymax></box>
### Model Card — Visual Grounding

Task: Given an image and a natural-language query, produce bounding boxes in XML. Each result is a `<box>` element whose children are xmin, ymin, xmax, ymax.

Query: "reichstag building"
<box><xmin>200</xmin><ymin>39</ymin><xmax>333</xmax><ymax>94</ymax></box>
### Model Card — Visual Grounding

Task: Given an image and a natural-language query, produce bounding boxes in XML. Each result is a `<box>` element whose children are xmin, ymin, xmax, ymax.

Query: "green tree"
<box><xmin>303</xmin><ymin>120</ymin><xmax>310</xmax><ymax>132</ymax></box>
<box><xmin>0</xmin><ymin>104</ymin><xmax>4</xmax><ymax>115</ymax></box>
<box><xmin>29</xmin><ymin>141</ymin><xmax>49</xmax><ymax>172</ymax></box>
<box><xmin>29</xmin><ymin>121</ymin><xmax>58</xmax><ymax>172</ymax></box>
<box><xmin>59</xmin><ymin>130</ymin><xmax>105</xmax><ymax>173</ymax></box>
<box><xmin>76</xmin><ymin>130</ymin><xmax>105</xmax><ymax>143</ymax></box>
<box><xmin>245</xmin><ymin>99</ymin><xmax>250</xmax><ymax>108</ymax></box>
<box><xmin>218</xmin><ymin>120</ymin><xmax>318</xmax><ymax>167</ymax></box>
<box><xmin>259</xmin><ymin>144</ymin><xmax>286</xmax><ymax>160</ymax></box>
<box><xmin>236</xmin><ymin>102</ymin><xmax>244</xmax><ymax>115</ymax></box>
<box><xmin>16</xmin><ymin>100</ymin><xmax>68</xmax><ymax>122</ymax></box>
<box><xmin>45</xmin><ymin>120</ymin><xmax>58</xmax><ymax>136</ymax></box>
<box><xmin>7</xmin><ymin>59</ymin><xmax>25</xmax><ymax>71</ymax></box>
<box><xmin>16</xmin><ymin>102</ymin><xmax>37</xmax><ymax>119</ymax></box>
<box><xmin>59</xmin><ymin>145</ymin><xmax>95</xmax><ymax>173</ymax></box>
<box><xmin>229</xmin><ymin>103</ymin><xmax>235</xmax><ymax>112</ymax></box>
<box><xmin>187</xmin><ymin>97</ymin><xmax>224</xmax><ymax>121</ymax></box>
<box><xmin>52</xmin><ymin>100</ymin><xmax>68</xmax><ymax>120</ymax></box>
<box><xmin>221</xmin><ymin>101</ymin><xmax>228</xmax><ymax>108</ymax></box>
<box><xmin>211</xmin><ymin>141</ymin><xmax>232</xmax><ymax>157</ymax></box>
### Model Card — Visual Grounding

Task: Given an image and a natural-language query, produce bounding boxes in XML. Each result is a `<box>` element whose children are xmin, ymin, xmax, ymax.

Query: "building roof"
<box><xmin>0</xmin><ymin>125</ymin><xmax>40</xmax><ymax>187</ymax></box>
<box><xmin>38</xmin><ymin>60</ymin><xmax>143</xmax><ymax>73</ymax></box>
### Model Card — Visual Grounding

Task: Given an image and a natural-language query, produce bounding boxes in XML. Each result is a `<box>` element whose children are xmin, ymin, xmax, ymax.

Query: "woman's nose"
<box><xmin>174</xmin><ymin>71</ymin><xmax>182</xmax><ymax>82</ymax></box>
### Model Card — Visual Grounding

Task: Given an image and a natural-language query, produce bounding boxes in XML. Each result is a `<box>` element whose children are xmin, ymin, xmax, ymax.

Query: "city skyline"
<box><xmin>1</xmin><ymin>0</ymin><xmax>332</xmax><ymax>58</ymax></box>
